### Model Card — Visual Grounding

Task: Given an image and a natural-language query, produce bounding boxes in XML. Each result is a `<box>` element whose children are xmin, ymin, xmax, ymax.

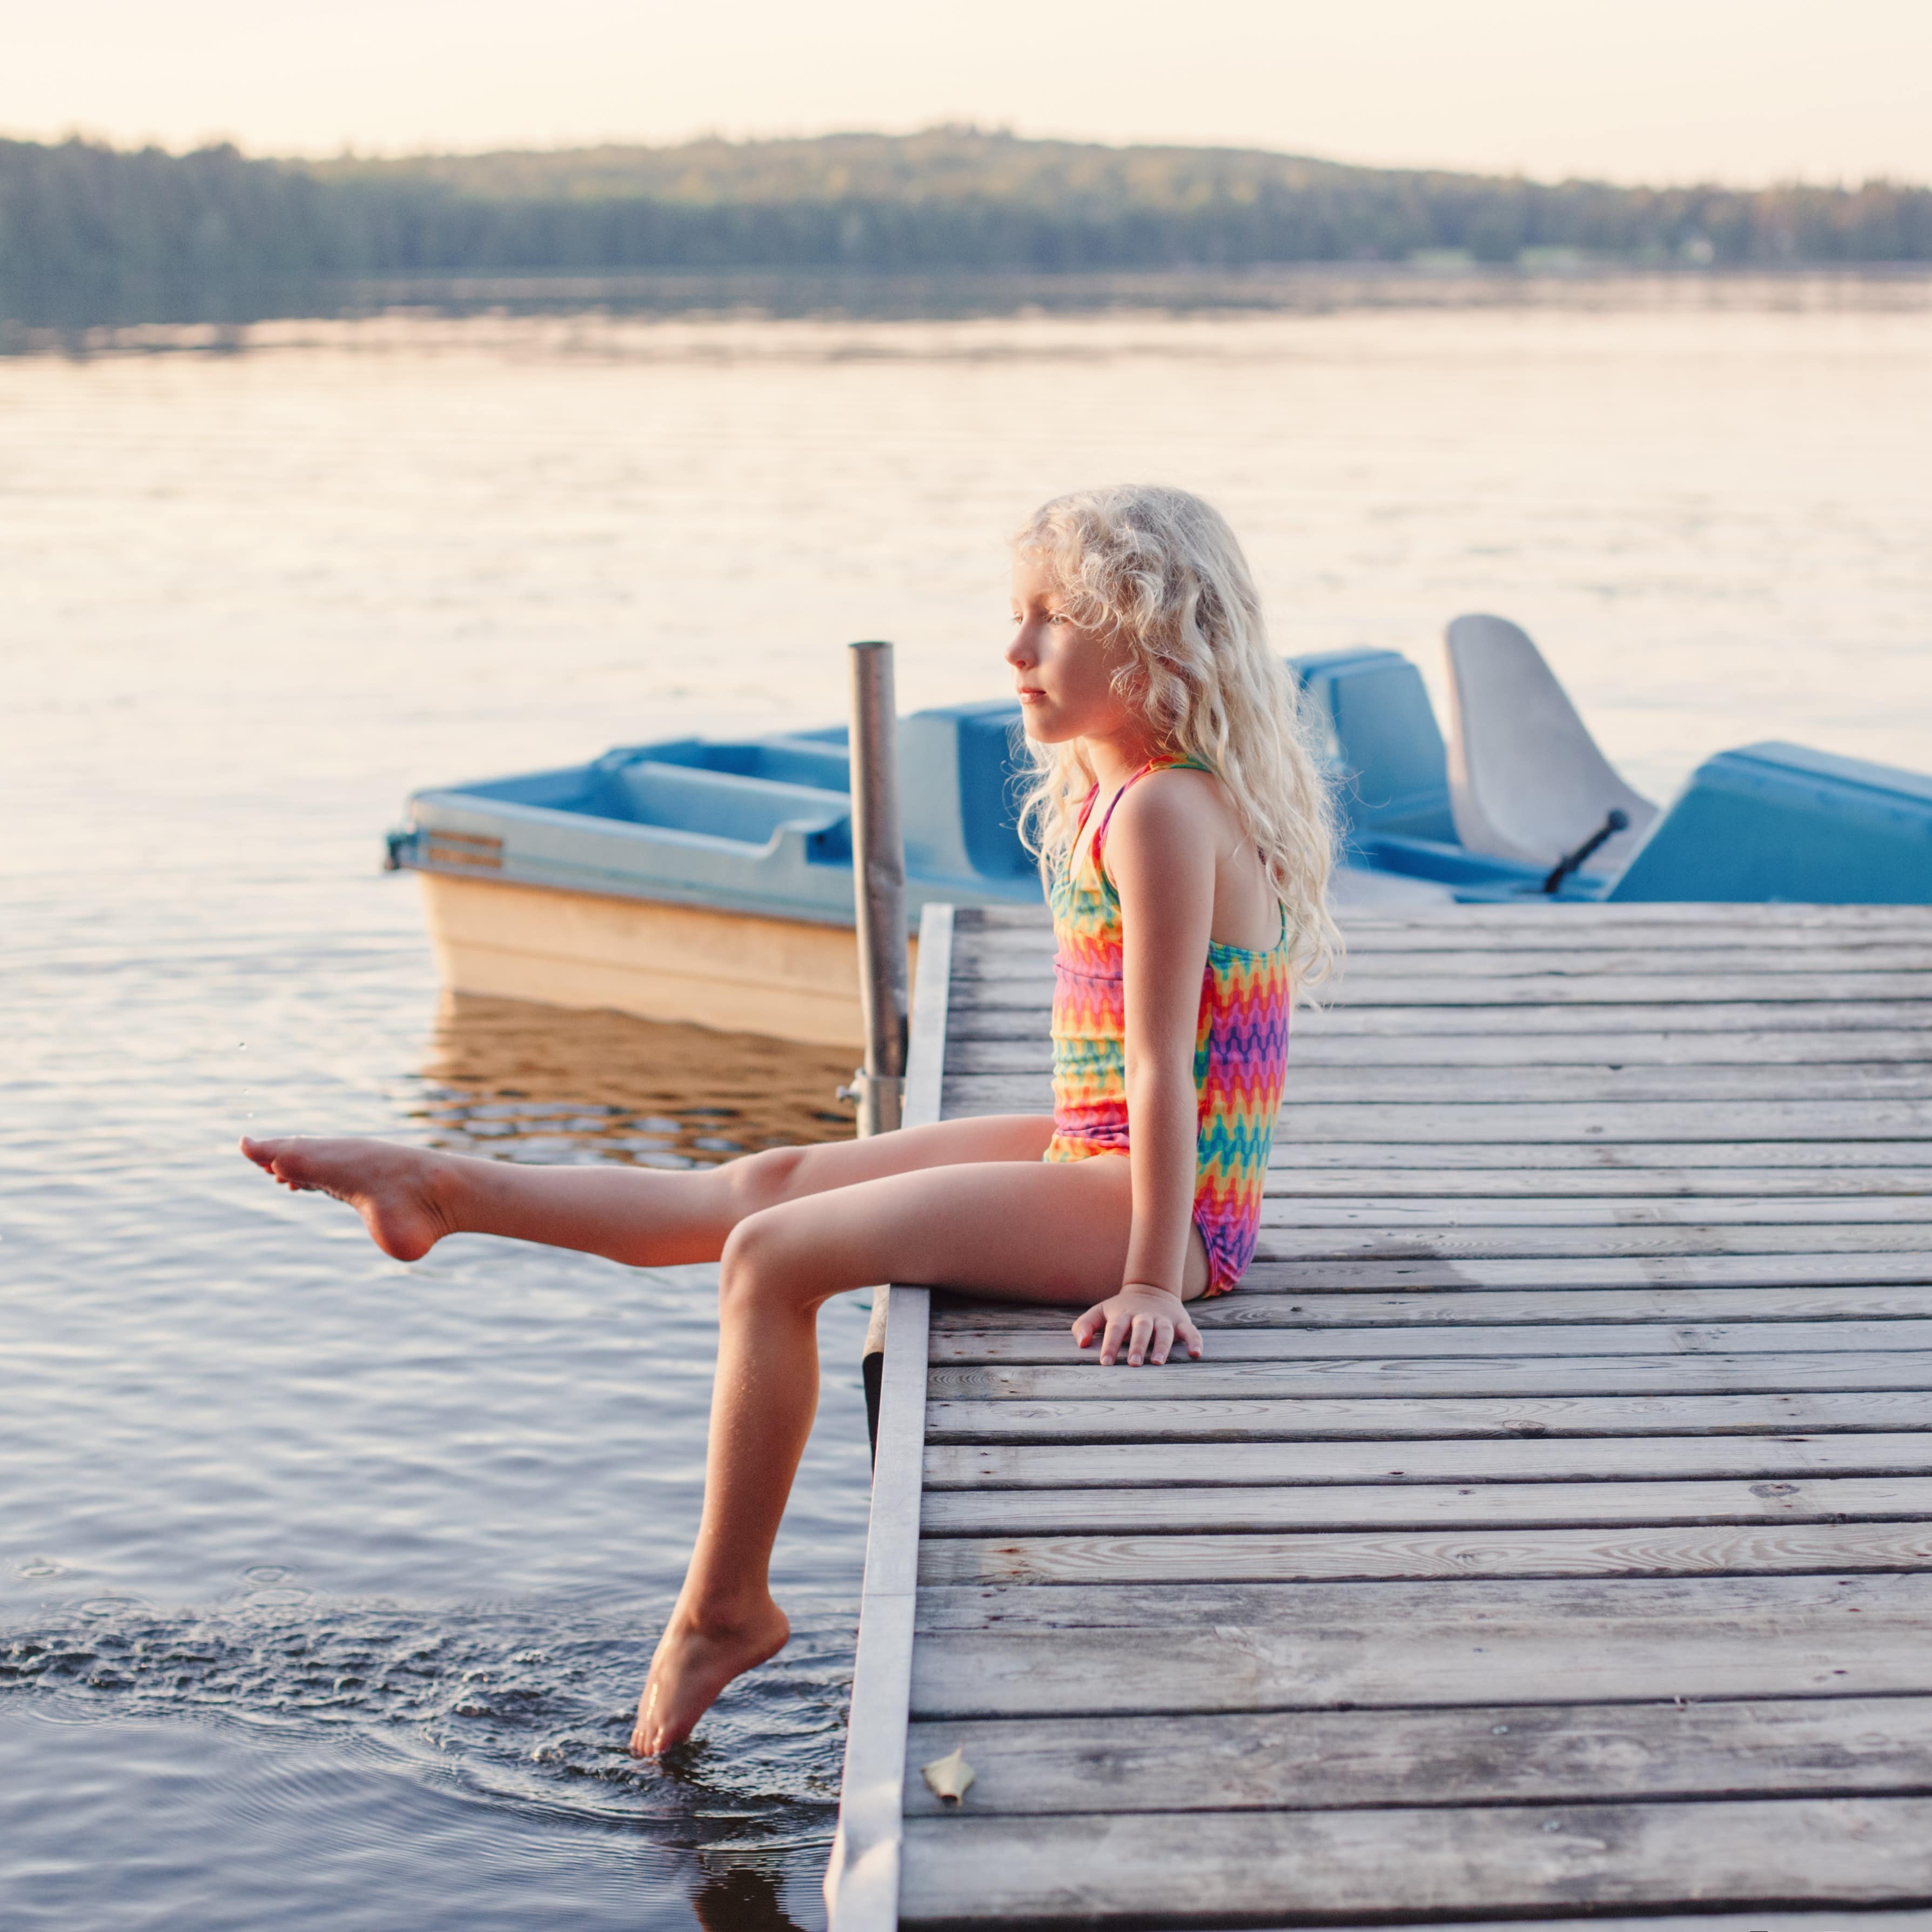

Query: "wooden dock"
<box><xmin>826</xmin><ymin>898</ymin><xmax>1932</xmax><ymax>1931</ymax></box>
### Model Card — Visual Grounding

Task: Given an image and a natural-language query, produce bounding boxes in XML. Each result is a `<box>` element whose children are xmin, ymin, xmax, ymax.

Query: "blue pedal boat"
<box><xmin>387</xmin><ymin>637</ymin><xmax>1932</xmax><ymax>1045</ymax></box>
<box><xmin>386</xmin><ymin>701</ymin><xmax>1041</xmax><ymax>1045</ymax></box>
<box><xmin>1296</xmin><ymin>643</ymin><xmax>1932</xmax><ymax>908</ymax></box>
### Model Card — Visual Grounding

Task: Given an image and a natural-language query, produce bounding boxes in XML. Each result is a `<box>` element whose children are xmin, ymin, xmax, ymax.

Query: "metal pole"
<box><xmin>848</xmin><ymin>640</ymin><xmax>909</xmax><ymax>1137</ymax></box>
<box><xmin>848</xmin><ymin>640</ymin><xmax>909</xmax><ymax>1455</ymax></box>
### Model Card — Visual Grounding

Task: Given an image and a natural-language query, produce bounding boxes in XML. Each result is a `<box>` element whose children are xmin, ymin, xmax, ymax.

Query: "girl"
<box><xmin>240</xmin><ymin>483</ymin><xmax>1338</xmax><ymax>1756</ymax></box>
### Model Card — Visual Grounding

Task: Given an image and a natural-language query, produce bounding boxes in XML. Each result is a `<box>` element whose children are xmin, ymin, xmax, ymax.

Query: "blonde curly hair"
<box><xmin>1013</xmin><ymin>484</ymin><xmax>1340</xmax><ymax>994</ymax></box>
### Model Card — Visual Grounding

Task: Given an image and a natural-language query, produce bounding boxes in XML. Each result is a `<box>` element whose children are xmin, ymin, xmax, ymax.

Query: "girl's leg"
<box><xmin>633</xmin><ymin>1151</ymin><xmax>1199</xmax><ymax>1755</ymax></box>
<box><xmin>238</xmin><ymin>1115</ymin><xmax>1054</xmax><ymax>1266</ymax></box>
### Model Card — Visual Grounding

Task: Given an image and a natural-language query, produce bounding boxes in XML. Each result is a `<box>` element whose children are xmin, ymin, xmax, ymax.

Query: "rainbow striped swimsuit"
<box><xmin>1042</xmin><ymin>757</ymin><xmax>1293</xmax><ymax>1296</ymax></box>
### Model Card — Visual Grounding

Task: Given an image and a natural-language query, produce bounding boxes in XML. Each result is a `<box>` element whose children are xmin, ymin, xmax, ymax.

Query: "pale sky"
<box><xmin>5</xmin><ymin>0</ymin><xmax>1930</xmax><ymax>186</ymax></box>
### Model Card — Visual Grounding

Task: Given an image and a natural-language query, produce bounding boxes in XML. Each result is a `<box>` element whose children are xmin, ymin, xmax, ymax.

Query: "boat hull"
<box><xmin>418</xmin><ymin>871</ymin><xmax>915</xmax><ymax>1049</ymax></box>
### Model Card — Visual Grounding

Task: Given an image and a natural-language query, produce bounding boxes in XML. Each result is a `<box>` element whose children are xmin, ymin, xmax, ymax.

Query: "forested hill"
<box><xmin>5</xmin><ymin>127</ymin><xmax>1930</xmax><ymax>319</ymax></box>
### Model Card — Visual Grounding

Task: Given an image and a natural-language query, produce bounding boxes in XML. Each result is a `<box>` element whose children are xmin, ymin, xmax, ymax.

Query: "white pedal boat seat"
<box><xmin>1444</xmin><ymin>613</ymin><xmax>1657</xmax><ymax>875</ymax></box>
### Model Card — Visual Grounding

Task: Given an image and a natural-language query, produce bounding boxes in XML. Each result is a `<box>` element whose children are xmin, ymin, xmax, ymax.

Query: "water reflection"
<box><xmin>10</xmin><ymin>267</ymin><xmax>1930</xmax><ymax>359</ymax></box>
<box><xmin>406</xmin><ymin>994</ymin><xmax>858</xmax><ymax>1169</ymax></box>
<box><xmin>692</xmin><ymin>1861</ymin><xmax>809</xmax><ymax>1932</ymax></box>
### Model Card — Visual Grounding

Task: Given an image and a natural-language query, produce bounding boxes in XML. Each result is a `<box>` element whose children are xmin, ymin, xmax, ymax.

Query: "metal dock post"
<box><xmin>847</xmin><ymin>639</ymin><xmax>911</xmax><ymax>1450</ymax></box>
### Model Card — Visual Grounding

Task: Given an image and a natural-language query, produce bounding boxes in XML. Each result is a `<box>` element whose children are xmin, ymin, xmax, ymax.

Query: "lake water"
<box><xmin>3</xmin><ymin>280</ymin><xmax>1930</xmax><ymax>1928</ymax></box>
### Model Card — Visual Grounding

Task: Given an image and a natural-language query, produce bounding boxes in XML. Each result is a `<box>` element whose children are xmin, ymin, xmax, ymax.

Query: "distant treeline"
<box><xmin>5</xmin><ymin>127</ymin><xmax>1930</xmax><ymax>320</ymax></box>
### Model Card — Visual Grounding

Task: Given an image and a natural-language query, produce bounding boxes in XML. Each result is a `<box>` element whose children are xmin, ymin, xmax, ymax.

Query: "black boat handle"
<box><xmin>1542</xmin><ymin>808</ymin><xmax>1629</xmax><ymax>894</ymax></box>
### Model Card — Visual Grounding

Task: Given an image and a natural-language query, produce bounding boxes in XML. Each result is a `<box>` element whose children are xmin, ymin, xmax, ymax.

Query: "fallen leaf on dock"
<box><xmin>921</xmin><ymin>1745</ymin><xmax>976</xmax><ymax>1803</ymax></box>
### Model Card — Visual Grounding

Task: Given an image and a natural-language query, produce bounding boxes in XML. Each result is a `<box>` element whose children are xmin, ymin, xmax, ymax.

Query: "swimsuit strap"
<box><xmin>1091</xmin><ymin>755</ymin><xmax>1206</xmax><ymax>878</ymax></box>
<box><xmin>1071</xmin><ymin>782</ymin><xmax>1102</xmax><ymax>839</ymax></box>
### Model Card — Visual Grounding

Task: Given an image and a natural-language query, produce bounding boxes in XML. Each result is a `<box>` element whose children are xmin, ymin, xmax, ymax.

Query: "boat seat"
<box><xmin>1290</xmin><ymin>647</ymin><xmax>1568</xmax><ymax>895</ymax></box>
<box><xmin>901</xmin><ymin>700</ymin><xmax>1035</xmax><ymax>883</ymax></box>
<box><xmin>639</xmin><ymin>735</ymin><xmax>855</xmax><ymax>793</ymax></box>
<box><xmin>1290</xmin><ymin>648</ymin><xmax>1458</xmax><ymax>842</ymax></box>
<box><xmin>1444</xmin><ymin>613</ymin><xmax>1656</xmax><ymax>873</ymax></box>
<box><xmin>601</xmin><ymin>761</ymin><xmax>851</xmax><ymax>854</ymax></box>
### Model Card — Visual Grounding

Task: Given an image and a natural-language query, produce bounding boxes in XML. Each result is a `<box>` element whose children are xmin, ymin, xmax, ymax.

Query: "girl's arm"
<box><xmin>1068</xmin><ymin>773</ymin><xmax>1217</xmax><ymax>1367</ymax></box>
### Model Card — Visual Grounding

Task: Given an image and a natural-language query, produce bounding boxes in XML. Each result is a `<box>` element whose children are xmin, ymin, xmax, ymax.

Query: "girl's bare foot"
<box><xmin>239</xmin><ymin>1136</ymin><xmax>459</xmax><ymax>1262</ymax></box>
<box><xmin>629</xmin><ymin>1597</ymin><xmax>790</xmax><ymax>1756</ymax></box>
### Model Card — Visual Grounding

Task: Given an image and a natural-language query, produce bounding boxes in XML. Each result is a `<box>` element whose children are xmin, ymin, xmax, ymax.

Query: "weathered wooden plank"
<box><xmin>1279</xmin><ymin>1066</ymin><xmax>1932</xmax><ymax>1101</ymax></box>
<box><xmin>953</xmin><ymin>935</ymin><xmax>1932</xmax><ymax>978</ymax></box>
<box><xmin>1254</xmin><ymin>1164</ymin><xmax>1932</xmax><ymax>1194</ymax></box>
<box><xmin>1235</xmin><ymin>1256</ymin><xmax>1932</xmax><ymax>1290</ymax></box>
<box><xmin>1373</xmin><ymin>1916</ymin><xmax>1932</xmax><ymax>1932</ymax></box>
<box><xmin>931</xmin><ymin>1318</ymin><xmax>1932</xmax><ymax>1366</ymax></box>
<box><xmin>954</xmin><ymin>935</ymin><xmax>1932</xmax><ymax>981</ymax></box>
<box><xmin>1270</xmin><ymin>1192</ymin><xmax>1932</xmax><ymax>1244</ymax></box>
<box><xmin>1337</xmin><ymin>901</ymin><xmax>1932</xmax><ymax>922</ymax></box>
<box><xmin>930</xmin><ymin>1351</ymin><xmax>1932</xmax><ymax>1404</ymax></box>
<box><xmin>925</xmin><ymin>1388</ymin><xmax>1932</xmax><ymax>1443</ymax></box>
<box><xmin>923</xmin><ymin>1431</ymin><xmax>1932</xmax><ymax>1491</ymax></box>
<box><xmin>1262</xmin><ymin>1143</ymin><xmax>1932</xmax><ymax>1170</ymax></box>
<box><xmin>894</xmin><ymin>1903</ymin><xmax>1932</xmax><ymax>1932</ymax></box>
<box><xmin>947</xmin><ymin>1056</ymin><xmax>1932</xmax><ymax>1101</ymax></box>
<box><xmin>1301</xmin><ymin>1029</ymin><xmax>1932</xmax><ymax>1066</ymax></box>
<box><xmin>944</xmin><ymin>987</ymin><xmax>1932</xmax><ymax>1032</ymax></box>
<box><xmin>1262</xmin><ymin>1196</ymin><xmax>1932</xmax><ymax>1226</ymax></box>
<box><xmin>911</xmin><ymin>1622</ymin><xmax>1932</xmax><ymax>1715</ymax></box>
<box><xmin>915</xmin><ymin>1565</ymin><xmax>1932</xmax><ymax>1631</ymax></box>
<box><xmin>931</xmin><ymin>1285</ymin><xmax>1932</xmax><ymax>1333</ymax></box>
<box><xmin>920</xmin><ymin>1473</ymin><xmax>1932</xmax><ymax>1539</ymax></box>
<box><xmin>963</xmin><ymin>897</ymin><xmax>1932</xmax><ymax>938</ymax></box>
<box><xmin>896</xmin><ymin>1799</ymin><xmax>1932</xmax><ymax>1924</ymax></box>
<box><xmin>947</xmin><ymin>904</ymin><xmax>1048</xmax><ymax>930</ymax></box>
<box><xmin>1327</xmin><ymin>952</ymin><xmax>1932</xmax><ymax>982</ymax></box>
<box><xmin>947</xmin><ymin>969</ymin><xmax>1932</xmax><ymax>1005</ymax></box>
<box><xmin>902</xmin><ymin>1694</ymin><xmax>1932</xmax><ymax>1815</ymax></box>
<box><xmin>1284</xmin><ymin>998</ymin><xmax>1932</xmax><ymax>1036</ymax></box>
<box><xmin>1270</xmin><ymin>1098</ymin><xmax>1932</xmax><ymax>1143</ymax></box>
<box><xmin>948</xmin><ymin>896</ymin><xmax>1931</xmax><ymax>951</ymax></box>
<box><xmin>943</xmin><ymin>1077</ymin><xmax>1932</xmax><ymax>1141</ymax></box>
<box><xmin>916</xmin><ymin>1517</ymin><xmax>1932</xmax><ymax>1587</ymax></box>
<box><xmin>936</xmin><ymin>1070</ymin><xmax>1053</xmax><ymax>1112</ymax></box>
<box><xmin>1246</xmin><ymin>1225</ymin><xmax>1932</xmax><ymax>1262</ymax></box>
<box><xmin>1216</xmin><ymin>1253</ymin><xmax>1932</xmax><ymax>1296</ymax></box>
<box><xmin>910</xmin><ymin>1580</ymin><xmax>1932</xmax><ymax>1709</ymax></box>
<box><xmin>1336</xmin><ymin>906</ymin><xmax>1932</xmax><ymax>933</ymax></box>
<box><xmin>957</xmin><ymin>913</ymin><xmax>1932</xmax><ymax>950</ymax></box>
<box><xmin>1331</xmin><ymin>904</ymin><xmax>1932</xmax><ymax>934</ymax></box>
<box><xmin>949</xmin><ymin>1028</ymin><xmax>1932</xmax><ymax>1071</ymax></box>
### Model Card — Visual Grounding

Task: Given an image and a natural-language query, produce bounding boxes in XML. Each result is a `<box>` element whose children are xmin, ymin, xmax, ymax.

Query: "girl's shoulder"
<box><xmin>1101</xmin><ymin>759</ymin><xmax>1236</xmax><ymax>864</ymax></box>
<box><xmin>1118</xmin><ymin>757</ymin><xmax>1231</xmax><ymax>822</ymax></box>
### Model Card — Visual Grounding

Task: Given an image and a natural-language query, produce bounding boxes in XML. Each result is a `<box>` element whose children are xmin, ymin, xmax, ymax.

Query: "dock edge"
<box><xmin>824</xmin><ymin>901</ymin><xmax>954</xmax><ymax>1932</ymax></box>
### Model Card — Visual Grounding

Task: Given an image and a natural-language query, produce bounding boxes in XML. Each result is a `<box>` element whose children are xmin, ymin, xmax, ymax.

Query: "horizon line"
<box><xmin>8</xmin><ymin>121</ymin><xmax>1925</xmax><ymax>198</ymax></box>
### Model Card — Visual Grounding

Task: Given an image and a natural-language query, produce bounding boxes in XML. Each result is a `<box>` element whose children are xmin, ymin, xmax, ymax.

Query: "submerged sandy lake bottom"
<box><xmin>2</xmin><ymin>286</ymin><xmax>1929</xmax><ymax>1927</ymax></box>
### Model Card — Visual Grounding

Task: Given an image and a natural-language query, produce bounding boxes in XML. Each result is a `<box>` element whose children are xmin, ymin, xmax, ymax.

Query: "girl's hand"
<box><xmin>1071</xmin><ymin>1284</ymin><xmax>1204</xmax><ymax>1367</ymax></box>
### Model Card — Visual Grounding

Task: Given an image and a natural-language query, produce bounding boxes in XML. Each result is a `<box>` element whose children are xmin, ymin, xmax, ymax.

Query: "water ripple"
<box><xmin>1</xmin><ymin>1592</ymin><xmax>852</xmax><ymax>1842</ymax></box>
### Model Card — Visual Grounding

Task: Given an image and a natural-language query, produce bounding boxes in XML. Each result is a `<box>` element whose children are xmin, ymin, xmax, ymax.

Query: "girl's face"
<box><xmin>1007</xmin><ymin>558</ymin><xmax>1137</xmax><ymax>747</ymax></box>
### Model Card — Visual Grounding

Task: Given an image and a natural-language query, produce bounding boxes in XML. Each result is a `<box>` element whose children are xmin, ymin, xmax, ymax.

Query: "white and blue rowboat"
<box><xmin>387</xmin><ymin>619</ymin><xmax>1932</xmax><ymax>1045</ymax></box>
